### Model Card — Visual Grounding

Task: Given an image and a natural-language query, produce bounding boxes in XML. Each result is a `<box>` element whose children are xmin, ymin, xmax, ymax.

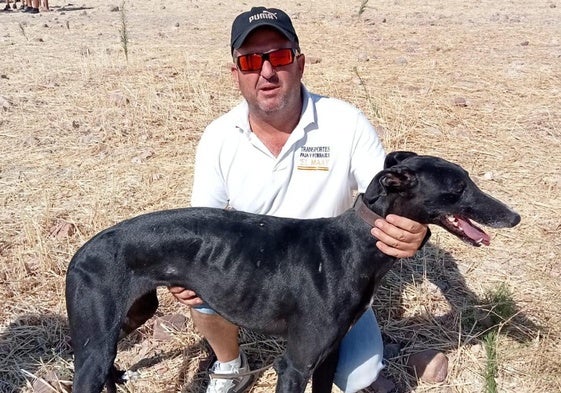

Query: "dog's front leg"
<box><xmin>312</xmin><ymin>344</ymin><xmax>340</xmax><ymax>393</ymax></box>
<box><xmin>274</xmin><ymin>355</ymin><xmax>311</xmax><ymax>393</ymax></box>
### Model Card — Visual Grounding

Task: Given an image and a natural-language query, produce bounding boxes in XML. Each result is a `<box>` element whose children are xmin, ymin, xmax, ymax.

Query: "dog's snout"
<box><xmin>495</xmin><ymin>210</ymin><xmax>521</xmax><ymax>228</ymax></box>
<box><xmin>509</xmin><ymin>212</ymin><xmax>521</xmax><ymax>227</ymax></box>
<box><xmin>488</xmin><ymin>211</ymin><xmax>520</xmax><ymax>228</ymax></box>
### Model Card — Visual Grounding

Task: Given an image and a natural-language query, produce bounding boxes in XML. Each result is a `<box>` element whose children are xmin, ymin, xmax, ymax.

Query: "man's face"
<box><xmin>232</xmin><ymin>27</ymin><xmax>305</xmax><ymax>116</ymax></box>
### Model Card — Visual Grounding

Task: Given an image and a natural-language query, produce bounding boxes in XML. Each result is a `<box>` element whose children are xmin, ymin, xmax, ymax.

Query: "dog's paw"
<box><xmin>110</xmin><ymin>366</ymin><xmax>140</xmax><ymax>384</ymax></box>
<box><xmin>121</xmin><ymin>370</ymin><xmax>141</xmax><ymax>382</ymax></box>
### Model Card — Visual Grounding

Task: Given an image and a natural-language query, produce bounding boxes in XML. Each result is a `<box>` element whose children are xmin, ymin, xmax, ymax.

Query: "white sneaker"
<box><xmin>206</xmin><ymin>351</ymin><xmax>254</xmax><ymax>393</ymax></box>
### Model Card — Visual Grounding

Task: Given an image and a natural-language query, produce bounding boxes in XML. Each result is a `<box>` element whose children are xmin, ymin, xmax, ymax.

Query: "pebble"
<box><xmin>407</xmin><ymin>349</ymin><xmax>448</xmax><ymax>383</ymax></box>
<box><xmin>153</xmin><ymin>314</ymin><xmax>187</xmax><ymax>341</ymax></box>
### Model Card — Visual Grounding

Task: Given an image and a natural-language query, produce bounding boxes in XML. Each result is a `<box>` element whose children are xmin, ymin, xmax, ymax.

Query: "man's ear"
<box><xmin>379</xmin><ymin>167</ymin><xmax>418</xmax><ymax>192</ymax></box>
<box><xmin>297</xmin><ymin>53</ymin><xmax>305</xmax><ymax>77</ymax></box>
<box><xmin>384</xmin><ymin>151</ymin><xmax>418</xmax><ymax>169</ymax></box>
<box><xmin>231</xmin><ymin>63</ymin><xmax>240</xmax><ymax>86</ymax></box>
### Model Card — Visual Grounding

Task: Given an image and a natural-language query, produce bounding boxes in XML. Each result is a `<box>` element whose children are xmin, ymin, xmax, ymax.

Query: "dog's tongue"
<box><xmin>457</xmin><ymin>216</ymin><xmax>491</xmax><ymax>245</ymax></box>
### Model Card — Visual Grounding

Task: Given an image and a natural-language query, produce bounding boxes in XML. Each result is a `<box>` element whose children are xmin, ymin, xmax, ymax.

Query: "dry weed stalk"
<box><xmin>119</xmin><ymin>0</ymin><xmax>130</xmax><ymax>62</ymax></box>
<box><xmin>358</xmin><ymin>0</ymin><xmax>369</xmax><ymax>17</ymax></box>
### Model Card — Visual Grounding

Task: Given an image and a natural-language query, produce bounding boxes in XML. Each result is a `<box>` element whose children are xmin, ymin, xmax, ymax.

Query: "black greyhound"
<box><xmin>65</xmin><ymin>151</ymin><xmax>520</xmax><ymax>393</ymax></box>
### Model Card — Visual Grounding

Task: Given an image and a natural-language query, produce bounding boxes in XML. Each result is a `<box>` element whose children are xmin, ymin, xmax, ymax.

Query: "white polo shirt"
<box><xmin>191</xmin><ymin>86</ymin><xmax>385</xmax><ymax>219</ymax></box>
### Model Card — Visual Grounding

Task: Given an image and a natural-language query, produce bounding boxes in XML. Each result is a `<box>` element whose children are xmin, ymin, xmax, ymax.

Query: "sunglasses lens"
<box><xmin>237</xmin><ymin>49</ymin><xmax>296</xmax><ymax>72</ymax></box>
<box><xmin>268</xmin><ymin>48</ymin><xmax>295</xmax><ymax>67</ymax></box>
<box><xmin>238</xmin><ymin>53</ymin><xmax>263</xmax><ymax>72</ymax></box>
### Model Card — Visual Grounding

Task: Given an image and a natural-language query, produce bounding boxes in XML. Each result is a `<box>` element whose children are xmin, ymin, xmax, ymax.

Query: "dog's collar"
<box><xmin>353</xmin><ymin>194</ymin><xmax>383</xmax><ymax>227</ymax></box>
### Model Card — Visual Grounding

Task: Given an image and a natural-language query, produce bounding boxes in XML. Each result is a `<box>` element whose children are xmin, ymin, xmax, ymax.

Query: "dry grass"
<box><xmin>1</xmin><ymin>0</ymin><xmax>560</xmax><ymax>392</ymax></box>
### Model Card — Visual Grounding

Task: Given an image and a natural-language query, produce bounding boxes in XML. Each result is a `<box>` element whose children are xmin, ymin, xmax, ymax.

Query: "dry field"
<box><xmin>1</xmin><ymin>0</ymin><xmax>560</xmax><ymax>392</ymax></box>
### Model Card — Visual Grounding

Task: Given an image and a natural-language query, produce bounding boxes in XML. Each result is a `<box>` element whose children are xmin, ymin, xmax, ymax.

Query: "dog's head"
<box><xmin>364</xmin><ymin>151</ymin><xmax>521</xmax><ymax>246</ymax></box>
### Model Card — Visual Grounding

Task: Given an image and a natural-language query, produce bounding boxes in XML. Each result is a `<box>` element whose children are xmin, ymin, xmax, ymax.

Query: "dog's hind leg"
<box><xmin>70</xmin><ymin>291</ymin><xmax>158</xmax><ymax>392</ymax></box>
<box><xmin>69</xmin><ymin>302</ymin><xmax>124</xmax><ymax>393</ymax></box>
<box><xmin>67</xmin><ymin>271</ymin><xmax>131</xmax><ymax>392</ymax></box>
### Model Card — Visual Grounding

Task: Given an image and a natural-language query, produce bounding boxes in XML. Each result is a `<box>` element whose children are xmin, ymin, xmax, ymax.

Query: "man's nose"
<box><xmin>260</xmin><ymin>60</ymin><xmax>276</xmax><ymax>78</ymax></box>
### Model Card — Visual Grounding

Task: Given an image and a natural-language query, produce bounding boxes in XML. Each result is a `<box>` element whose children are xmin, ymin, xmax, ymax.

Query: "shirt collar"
<box><xmin>299</xmin><ymin>85</ymin><xmax>318</xmax><ymax>132</ymax></box>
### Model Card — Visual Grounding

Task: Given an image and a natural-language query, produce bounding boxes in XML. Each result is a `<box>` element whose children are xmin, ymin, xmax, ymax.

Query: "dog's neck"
<box><xmin>353</xmin><ymin>194</ymin><xmax>384</xmax><ymax>227</ymax></box>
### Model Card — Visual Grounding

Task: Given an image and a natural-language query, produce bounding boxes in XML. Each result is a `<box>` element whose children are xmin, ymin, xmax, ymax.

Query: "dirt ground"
<box><xmin>1</xmin><ymin>0</ymin><xmax>560</xmax><ymax>392</ymax></box>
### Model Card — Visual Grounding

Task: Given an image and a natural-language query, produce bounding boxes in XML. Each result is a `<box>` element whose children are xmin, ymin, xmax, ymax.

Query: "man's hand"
<box><xmin>371</xmin><ymin>214</ymin><xmax>428</xmax><ymax>258</ymax></box>
<box><xmin>168</xmin><ymin>286</ymin><xmax>204</xmax><ymax>307</ymax></box>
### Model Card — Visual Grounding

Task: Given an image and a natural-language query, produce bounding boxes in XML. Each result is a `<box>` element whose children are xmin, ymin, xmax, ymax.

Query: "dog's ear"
<box><xmin>384</xmin><ymin>151</ymin><xmax>418</xmax><ymax>169</ymax></box>
<box><xmin>379</xmin><ymin>167</ymin><xmax>418</xmax><ymax>192</ymax></box>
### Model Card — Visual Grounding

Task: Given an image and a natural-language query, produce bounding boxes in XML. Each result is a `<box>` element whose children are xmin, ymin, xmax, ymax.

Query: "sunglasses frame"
<box><xmin>235</xmin><ymin>48</ymin><xmax>300</xmax><ymax>72</ymax></box>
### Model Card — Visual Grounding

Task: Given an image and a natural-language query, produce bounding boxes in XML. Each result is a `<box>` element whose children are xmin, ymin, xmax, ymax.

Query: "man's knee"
<box><xmin>334</xmin><ymin>309</ymin><xmax>385</xmax><ymax>392</ymax></box>
<box><xmin>342</xmin><ymin>356</ymin><xmax>384</xmax><ymax>393</ymax></box>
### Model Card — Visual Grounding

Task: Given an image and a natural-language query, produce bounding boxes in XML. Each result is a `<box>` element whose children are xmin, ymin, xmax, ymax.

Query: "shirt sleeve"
<box><xmin>190</xmin><ymin>127</ymin><xmax>229</xmax><ymax>208</ymax></box>
<box><xmin>351</xmin><ymin>110</ymin><xmax>386</xmax><ymax>193</ymax></box>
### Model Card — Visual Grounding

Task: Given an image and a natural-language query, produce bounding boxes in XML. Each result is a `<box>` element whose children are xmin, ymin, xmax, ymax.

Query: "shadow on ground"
<box><xmin>0</xmin><ymin>313</ymin><xmax>71</xmax><ymax>392</ymax></box>
<box><xmin>373</xmin><ymin>243</ymin><xmax>541</xmax><ymax>392</ymax></box>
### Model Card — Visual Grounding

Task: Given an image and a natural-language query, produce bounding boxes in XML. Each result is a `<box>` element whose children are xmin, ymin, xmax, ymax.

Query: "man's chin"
<box><xmin>257</xmin><ymin>100</ymin><xmax>286</xmax><ymax>114</ymax></box>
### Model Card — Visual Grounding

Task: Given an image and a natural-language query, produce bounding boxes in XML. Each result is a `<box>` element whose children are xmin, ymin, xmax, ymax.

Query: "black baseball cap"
<box><xmin>230</xmin><ymin>7</ymin><xmax>299</xmax><ymax>54</ymax></box>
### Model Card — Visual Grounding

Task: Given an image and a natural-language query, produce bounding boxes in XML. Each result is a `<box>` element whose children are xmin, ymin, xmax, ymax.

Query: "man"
<box><xmin>170</xmin><ymin>7</ymin><xmax>428</xmax><ymax>393</ymax></box>
<box><xmin>21</xmin><ymin>0</ymin><xmax>38</xmax><ymax>13</ymax></box>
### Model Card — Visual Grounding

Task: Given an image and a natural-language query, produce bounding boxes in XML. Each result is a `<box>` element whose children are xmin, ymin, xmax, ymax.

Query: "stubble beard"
<box><xmin>257</xmin><ymin>94</ymin><xmax>288</xmax><ymax>115</ymax></box>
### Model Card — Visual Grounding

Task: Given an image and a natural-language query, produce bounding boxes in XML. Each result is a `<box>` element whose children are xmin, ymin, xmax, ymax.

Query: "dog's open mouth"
<box><xmin>439</xmin><ymin>215</ymin><xmax>491</xmax><ymax>246</ymax></box>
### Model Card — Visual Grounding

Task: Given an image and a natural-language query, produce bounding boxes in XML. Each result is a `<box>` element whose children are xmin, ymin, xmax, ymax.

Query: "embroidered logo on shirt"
<box><xmin>297</xmin><ymin>146</ymin><xmax>331</xmax><ymax>171</ymax></box>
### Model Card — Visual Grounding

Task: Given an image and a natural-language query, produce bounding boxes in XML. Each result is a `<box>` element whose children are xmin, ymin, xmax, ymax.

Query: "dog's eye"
<box><xmin>439</xmin><ymin>192</ymin><xmax>462</xmax><ymax>204</ymax></box>
<box><xmin>438</xmin><ymin>181</ymin><xmax>465</xmax><ymax>204</ymax></box>
<box><xmin>457</xmin><ymin>181</ymin><xmax>467</xmax><ymax>193</ymax></box>
<box><xmin>451</xmin><ymin>181</ymin><xmax>466</xmax><ymax>195</ymax></box>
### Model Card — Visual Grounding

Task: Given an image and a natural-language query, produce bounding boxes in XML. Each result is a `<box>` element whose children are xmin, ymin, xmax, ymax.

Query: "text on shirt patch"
<box><xmin>297</xmin><ymin>146</ymin><xmax>331</xmax><ymax>171</ymax></box>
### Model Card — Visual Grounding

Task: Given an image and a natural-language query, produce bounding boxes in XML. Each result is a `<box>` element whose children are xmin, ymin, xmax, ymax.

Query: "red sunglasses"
<box><xmin>235</xmin><ymin>48</ymin><xmax>299</xmax><ymax>72</ymax></box>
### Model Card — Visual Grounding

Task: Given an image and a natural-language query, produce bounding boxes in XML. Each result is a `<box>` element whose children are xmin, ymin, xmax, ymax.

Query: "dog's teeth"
<box><xmin>447</xmin><ymin>216</ymin><xmax>457</xmax><ymax>223</ymax></box>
